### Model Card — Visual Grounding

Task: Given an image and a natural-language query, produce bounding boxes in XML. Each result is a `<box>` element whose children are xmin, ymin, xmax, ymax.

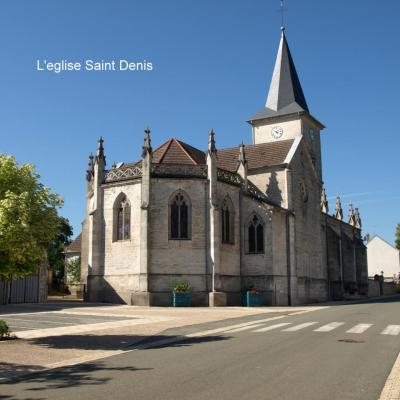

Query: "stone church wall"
<box><xmin>248</xmin><ymin>167</ymin><xmax>287</xmax><ymax>207</ymax></box>
<box><xmin>290</xmin><ymin>141</ymin><xmax>327</xmax><ymax>304</ymax></box>
<box><xmin>87</xmin><ymin>181</ymin><xmax>142</xmax><ymax>304</ymax></box>
<box><xmin>148</xmin><ymin>178</ymin><xmax>209</xmax><ymax>305</ymax></box>
<box><xmin>241</xmin><ymin>196</ymin><xmax>276</xmax><ymax>303</ymax></box>
<box><xmin>271</xmin><ymin>210</ymin><xmax>290</xmax><ymax>305</ymax></box>
<box><xmin>325</xmin><ymin>215</ymin><xmax>368</xmax><ymax>298</ymax></box>
<box><xmin>217</xmin><ymin>183</ymin><xmax>241</xmax><ymax>294</ymax></box>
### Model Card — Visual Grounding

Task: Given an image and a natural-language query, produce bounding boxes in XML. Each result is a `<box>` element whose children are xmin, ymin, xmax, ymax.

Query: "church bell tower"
<box><xmin>247</xmin><ymin>27</ymin><xmax>325</xmax><ymax>180</ymax></box>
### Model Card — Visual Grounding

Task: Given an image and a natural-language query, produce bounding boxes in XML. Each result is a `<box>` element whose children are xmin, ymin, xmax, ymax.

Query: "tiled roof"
<box><xmin>152</xmin><ymin>138</ymin><xmax>206</xmax><ymax>165</ymax></box>
<box><xmin>216</xmin><ymin>139</ymin><xmax>294</xmax><ymax>172</ymax></box>
<box><xmin>66</xmin><ymin>233</ymin><xmax>81</xmax><ymax>253</ymax></box>
<box><xmin>109</xmin><ymin>138</ymin><xmax>293</xmax><ymax>178</ymax></box>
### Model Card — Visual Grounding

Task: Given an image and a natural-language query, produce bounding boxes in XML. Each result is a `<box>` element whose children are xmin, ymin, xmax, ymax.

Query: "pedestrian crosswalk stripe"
<box><xmin>381</xmin><ymin>325</ymin><xmax>400</xmax><ymax>336</ymax></box>
<box><xmin>282</xmin><ymin>322</ymin><xmax>318</xmax><ymax>332</ymax></box>
<box><xmin>346</xmin><ymin>324</ymin><xmax>373</xmax><ymax>334</ymax></box>
<box><xmin>253</xmin><ymin>323</ymin><xmax>292</xmax><ymax>333</ymax></box>
<box><xmin>224</xmin><ymin>323</ymin><xmax>267</xmax><ymax>333</ymax></box>
<box><xmin>313</xmin><ymin>322</ymin><xmax>345</xmax><ymax>332</ymax></box>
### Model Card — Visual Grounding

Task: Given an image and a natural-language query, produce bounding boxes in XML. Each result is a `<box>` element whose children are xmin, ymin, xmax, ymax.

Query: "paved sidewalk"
<box><xmin>0</xmin><ymin>302</ymin><xmax>322</xmax><ymax>380</ymax></box>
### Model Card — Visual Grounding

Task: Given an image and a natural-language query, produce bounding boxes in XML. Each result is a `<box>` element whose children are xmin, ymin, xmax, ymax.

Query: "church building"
<box><xmin>80</xmin><ymin>28</ymin><xmax>368</xmax><ymax>306</ymax></box>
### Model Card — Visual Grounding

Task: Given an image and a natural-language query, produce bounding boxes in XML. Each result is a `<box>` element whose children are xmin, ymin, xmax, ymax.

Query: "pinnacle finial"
<box><xmin>334</xmin><ymin>196</ymin><xmax>343</xmax><ymax>221</ymax></box>
<box><xmin>86</xmin><ymin>153</ymin><xmax>95</xmax><ymax>181</ymax></box>
<box><xmin>95</xmin><ymin>137</ymin><xmax>105</xmax><ymax>164</ymax></box>
<box><xmin>348</xmin><ymin>203</ymin><xmax>356</xmax><ymax>226</ymax></box>
<box><xmin>238</xmin><ymin>141</ymin><xmax>247</xmax><ymax>165</ymax></box>
<box><xmin>208</xmin><ymin>129</ymin><xmax>217</xmax><ymax>154</ymax></box>
<box><xmin>97</xmin><ymin>136</ymin><xmax>104</xmax><ymax>153</ymax></box>
<box><xmin>142</xmin><ymin>127</ymin><xmax>152</xmax><ymax>157</ymax></box>
<box><xmin>321</xmin><ymin>187</ymin><xmax>329</xmax><ymax>214</ymax></box>
<box><xmin>354</xmin><ymin>208</ymin><xmax>362</xmax><ymax>229</ymax></box>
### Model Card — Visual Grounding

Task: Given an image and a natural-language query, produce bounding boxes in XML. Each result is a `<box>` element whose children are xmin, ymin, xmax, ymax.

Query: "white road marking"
<box><xmin>381</xmin><ymin>325</ymin><xmax>400</xmax><ymax>336</ymax></box>
<box><xmin>14</xmin><ymin>316</ymin><xmax>172</xmax><ymax>339</ymax></box>
<box><xmin>313</xmin><ymin>322</ymin><xmax>345</xmax><ymax>332</ymax></box>
<box><xmin>224</xmin><ymin>323</ymin><xmax>266</xmax><ymax>333</ymax></box>
<box><xmin>253</xmin><ymin>323</ymin><xmax>292</xmax><ymax>332</ymax></box>
<box><xmin>4</xmin><ymin>317</ymin><xmax>79</xmax><ymax>325</ymax></box>
<box><xmin>282</xmin><ymin>322</ymin><xmax>318</xmax><ymax>332</ymax></box>
<box><xmin>346</xmin><ymin>324</ymin><xmax>373</xmax><ymax>334</ymax></box>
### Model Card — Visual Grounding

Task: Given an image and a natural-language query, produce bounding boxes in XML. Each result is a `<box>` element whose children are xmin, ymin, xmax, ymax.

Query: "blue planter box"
<box><xmin>173</xmin><ymin>292</ymin><xmax>191</xmax><ymax>307</ymax></box>
<box><xmin>241</xmin><ymin>293</ymin><xmax>262</xmax><ymax>307</ymax></box>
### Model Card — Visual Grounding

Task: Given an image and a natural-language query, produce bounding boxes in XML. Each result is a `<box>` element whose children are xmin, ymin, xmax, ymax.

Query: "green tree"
<box><xmin>0</xmin><ymin>153</ymin><xmax>62</xmax><ymax>286</ymax></box>
<box><xmin>47</xmin><ymin>217</ymin><xmax>73</xmax><ymax>289</ymax></box>
<box><xmin>66</xmin><ymin>256</ymin><xmax>81</xmax><ymax>286</ymax></box>
<box><xmin>395</xmin><ymin>224</ymin><xmax>400</xmax><ymax>250</ymax></box>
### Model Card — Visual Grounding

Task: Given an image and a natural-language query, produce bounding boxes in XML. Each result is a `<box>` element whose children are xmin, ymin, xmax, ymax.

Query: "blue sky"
<box><xmin>0</xmin><ymin>0</ymin><xmax>399</xmax><ymax>244</ymax></box>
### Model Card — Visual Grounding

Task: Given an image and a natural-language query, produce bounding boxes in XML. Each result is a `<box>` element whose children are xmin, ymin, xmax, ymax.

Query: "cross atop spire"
<box><xmin>279</xmin><ymin>0</ymin><xmax>287</xmax><ymax>31</ymax></box>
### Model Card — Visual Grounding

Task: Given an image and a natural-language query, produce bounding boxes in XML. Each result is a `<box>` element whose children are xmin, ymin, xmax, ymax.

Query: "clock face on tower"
<box><xmin>271</xmin><ymin>126</ymin><xmax>283</xmax><ymax>139</ymax></box>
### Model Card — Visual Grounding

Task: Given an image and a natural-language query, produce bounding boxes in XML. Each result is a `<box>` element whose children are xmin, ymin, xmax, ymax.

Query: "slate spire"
<box><xmin>266</xmin><ymin>28</ymin><xmax>309</xmax><ymax>113</ymax></box>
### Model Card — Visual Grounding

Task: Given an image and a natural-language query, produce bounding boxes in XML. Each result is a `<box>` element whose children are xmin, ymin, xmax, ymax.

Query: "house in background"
<box><xmin>64</xmin><ymin>233</ymin><xmax>82</xmax><ymax>296</ymax></box>
<box><xmin>366</xmin><ymin>235</ymin><xmax>400</xmax><ymax>280</ymax></box>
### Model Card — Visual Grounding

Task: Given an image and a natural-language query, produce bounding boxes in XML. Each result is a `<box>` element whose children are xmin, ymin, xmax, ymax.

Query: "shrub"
<box><xmin>0</xmin><ymin>320</ymin><xmax>10</xmax><ymax>340</ymax></box>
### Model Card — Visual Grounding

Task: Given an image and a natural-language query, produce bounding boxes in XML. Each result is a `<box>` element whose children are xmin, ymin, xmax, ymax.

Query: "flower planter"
<box><xmin>173</xmin><ymin>292</ymin><xmax>191</xmax><ymax>307</ymax></box>
<box><xmin>241</xmin><ymin>292</ymin><xmax>262</xmax><ymax>307</ymax></box>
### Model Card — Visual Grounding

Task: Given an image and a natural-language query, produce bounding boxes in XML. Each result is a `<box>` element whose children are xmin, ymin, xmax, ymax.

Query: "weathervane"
<box><xmin>279</xmin><ymin>0</ymin><xmax>287</xmax><ymax>30</ymax></box>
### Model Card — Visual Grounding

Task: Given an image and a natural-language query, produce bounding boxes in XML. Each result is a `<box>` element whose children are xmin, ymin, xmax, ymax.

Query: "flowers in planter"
<box><xmin>172</xmin><ymin>282</ymin><xmax>191</xmax><ymax>307</ymax></box>
<box><xmin>172</xmin><ymin>282</ymin><xmax>190</xmax><ymax>293</ymax></box>
<box><xmin>241</xmin><ymin>284</ymin><xmax>258</xmax><ymax>295</ymax></box>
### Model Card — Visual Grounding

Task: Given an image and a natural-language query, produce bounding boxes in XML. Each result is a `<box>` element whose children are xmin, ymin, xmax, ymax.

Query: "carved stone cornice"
<box><xmin>104</xmin><ymin>166</ymin><xmax>142</xmax><ymax>183</ymax></box>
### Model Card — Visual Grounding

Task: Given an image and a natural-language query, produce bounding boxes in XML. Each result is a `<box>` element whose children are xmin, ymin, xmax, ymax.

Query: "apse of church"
<box><xmin>80</xmin><ymin>28</ymin><xmax>368</xmax><ymax>306</ymax></box>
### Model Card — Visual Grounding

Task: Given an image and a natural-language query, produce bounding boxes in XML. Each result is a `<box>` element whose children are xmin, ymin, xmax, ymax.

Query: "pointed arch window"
<box><xmin>221</xmin><ymin>197</ymin><xmax>234</xmax><ymax>244</ymax></box>
<box><xmin>169</xmin><ymin>191</ymin><xmax>191</xmax><ymax>240</ymax></box>
<box><xmin>248</xmin><ymin>215</ymin><xmax>264</xmax><ymax>254</ymax></box>
<box><xmin>114</xmin><ymin>195</ymin><xmax>131</xmax><ymax>241</ymax></box>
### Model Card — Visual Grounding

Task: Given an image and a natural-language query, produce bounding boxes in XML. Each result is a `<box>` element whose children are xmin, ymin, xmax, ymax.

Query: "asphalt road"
<box><xmin>1</xmin><ymin>298</ymin><xmax>400</xmax><ymax>400</ymax></box>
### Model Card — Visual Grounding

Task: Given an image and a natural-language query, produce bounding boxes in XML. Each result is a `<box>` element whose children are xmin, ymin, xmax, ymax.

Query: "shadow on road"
<box><xmin>28</xmin><ymin>333</ymin><xmax>229</xmax><ymax>351</ymax></box>
<box><xmin>0</xmin><ymin>361</ymin><xmax>151</xmax><ymax>397</ymax></box>
<box><xmin>0</xmin><ymin>334</ymin><xmax>229</xmax><ymax>395</ymax></box>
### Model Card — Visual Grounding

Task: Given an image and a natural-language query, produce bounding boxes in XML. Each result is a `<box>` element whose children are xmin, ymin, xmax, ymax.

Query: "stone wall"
<box><xmin>148</xmin><ymin>178</ymin><xmax>209</xmax><ymax>305</ymax></box>
<box><xmin>289</xmin><ymin>140</ymin><xmax>327</xmax><ymax>304</ymax></box>
<box><xmin>248</xmin><ymin>167</ymin><xmax>287</xmax><ymax>207</ymax></box>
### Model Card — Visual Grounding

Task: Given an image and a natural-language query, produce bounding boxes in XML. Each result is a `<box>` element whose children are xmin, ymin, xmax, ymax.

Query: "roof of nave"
<box><xmin>112</xmin><ymin>137</ymin><xmax>294</xmax><ymax>174</ymax></box>
<box><xmin>216</xmin><ymin>139</ymin><xmax>294</xmax><ymax>172</ymax></box>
